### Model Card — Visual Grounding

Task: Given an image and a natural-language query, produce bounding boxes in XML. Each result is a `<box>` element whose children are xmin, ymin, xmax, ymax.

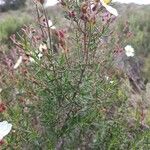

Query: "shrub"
<box><xmin>1</xmin><ymin>0</ymin><xmax>150</xmax><ymax>149</ymax></box>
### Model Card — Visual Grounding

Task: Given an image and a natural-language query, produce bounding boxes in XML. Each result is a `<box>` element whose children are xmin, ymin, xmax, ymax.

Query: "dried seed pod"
<box><xmin>37</xmin><ymin>0</ymin><xmax>45</xmax><ymax>5</ymax></box>
<box><xmin>81</xmin><ymin>2</ymin><xmax>88</xmax><ymax>14</ymax></box>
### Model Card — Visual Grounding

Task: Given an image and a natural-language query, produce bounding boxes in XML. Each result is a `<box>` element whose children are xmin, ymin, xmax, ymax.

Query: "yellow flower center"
<box><xmin>103</xmin><ymin>0</ymin><xmax>112</xmax><ymax>4</ymax></box>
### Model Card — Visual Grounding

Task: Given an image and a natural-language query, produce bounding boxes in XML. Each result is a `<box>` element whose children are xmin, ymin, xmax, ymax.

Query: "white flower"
<box><xmin>38</xmin><ymin>53</ymin><xmax>43</xmax><ymax>59</ymax></box>
<box><xmin>90</xmin><ymin>0</ymin><xmax>96</xmax><ymax>10</ymax></box>
<box><xmin>93</xmin><ymin>138</ymin><xmax>97</xmax><ymax>143</ymax></box>
<box><xmin>13</xmin><ymin>56</ymin><xmax>23</xmax><ymax>69</ymax></box>
<box><xmin>0</xmin><ymin>121</ymin><xmax>12</xmax><ymax>141</ymax></box>
<box><xmin>100</xmin><ymin>0</ymin><xmax>118</xmax><ymax>16</ymax></box>
<box><xmin>29</xmin><ymin>57</ymin><xmax>36</xmax><ymax>63</ymax></box>
<box><xmin>105</xmin><ymin>76</ymin><xmax>109</xmax><ymax>81</ymax></box>
<box><xmin>48</xmin><ymin>20</ymin><xmax>56</xmax><ymax>29</ymax></box>
<box><xmin>44</xmin><ymin>0</ymin><xmax>59</xmax><ymax>8</ymax></box>
<box><xmin>29</xmin><ymin>43</ymin><xmax>47</xmax><ymax>63</ymax></box>
<box><xmin>105</xmin><ymin>76</ymin><xmax>114</xmax><ymax>84</ymax></box>
<box><xmin>43</xmin><ymin>20</ymin><xmax>56</xmax><ymax>29</ymax></box>
<box><xmin>125</xmin><ymin>45</ymin><xmax>135</xmax><ymax>57</ymax></box>
<box><xmin>110</xmin><ymin>80</ymin><xmax>114</xmax><ymax>84</ymax></box>
<box><xmin>39</xmin><ymin>43</ymin><xmax>47</xmax><ymax>52</ymax></box>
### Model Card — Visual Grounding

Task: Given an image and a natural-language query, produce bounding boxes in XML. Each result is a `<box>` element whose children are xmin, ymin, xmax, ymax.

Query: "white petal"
<box><xmin>105</xmin><ymin>76</ymin><xmax>109</xmax><ymax>80</ymax></box>
<box><xmin>38</xmin><ymin>53</ymin><xmax>43</xmax><ymax>59</ymax></box>
<box><xmin>47</xmin><ymin>20</ymin><xmax>56</xmax><ymax>29</ymax></box>
<box><xmin>110</xmin><ymin>80</ymin><xmax>114</xmax><ymax>84</ymax></box>
<box><xmin>29</xmin><ymin>57</ymin><xmax>35</xmax><ymax>63</ymax></box>
<box><xmin>0</xmin><ymin>121</ymin><xmax>12</xmax><ymax>140</ymax></box>
<box><xmin>126</xmin><ymin>52</ymin><xmax>135</xmax><ymax>57</ymax></box>
<box><xmin>125</xmin><ymin>45</ymin><xmax>134</xmax><ymax>53</ymax></box>
<box><xmin>48</xmin><ymin>20</ymin><xmax>53</xmax><ymax>27</ymax></box>
<box><xmin>51</xmin><ymin>25</ymin><xmax>56</xmax><ymax>29</ymax></box>
<box><xmin>125</xmin><ymin>45</ymin><xmax>135</xmax><ymax>57</ymax></box>
<box><xmin>100</xmin><ymin>0</ymin><xmax>118</xmax><ymax>16</ymax></box>
<box><xmin>13</xmin><ymin>56</ymin><xmax>23</xmax><ymax>69</ymax></box>
<box><xmin>44</xmin><ymin>0</ymin><xmax>59</xmax><ymax>8</ymax></box>
<box><xmin>105</xmin><ymin>5</ymin><xmax>118</xmax><ymax>16</ymax></box>
<box><xmin>39</xmin><ymin>43</ymin><xmax>47</xmax><ymax>52</ymax></box>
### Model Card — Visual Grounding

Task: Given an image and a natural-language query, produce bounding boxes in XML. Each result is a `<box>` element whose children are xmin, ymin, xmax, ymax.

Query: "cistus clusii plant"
<box><xmin>1</xmin><ymin>0</ymin><xmax>150</xmax><ymax>149</ymax></box>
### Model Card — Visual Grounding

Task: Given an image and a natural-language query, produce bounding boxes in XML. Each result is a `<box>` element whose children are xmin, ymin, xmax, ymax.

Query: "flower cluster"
<box><xmin>9</xmin><ymin>0</ymin><xmax>119</xmax><ymax>69</ymax></box>
<box><xmin>79</xmin><ymin>0</ymin><xmax>118</xmax><ymax>24</ymax></box>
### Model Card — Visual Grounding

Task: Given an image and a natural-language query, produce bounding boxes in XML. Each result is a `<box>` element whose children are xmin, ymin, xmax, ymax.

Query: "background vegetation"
<box><xmin>0</xmin><ymin>0</ymin><xmax>150</xmax><ymax>149</ymax></box>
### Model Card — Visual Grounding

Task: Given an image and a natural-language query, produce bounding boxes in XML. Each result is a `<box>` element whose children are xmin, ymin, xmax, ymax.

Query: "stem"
<box><xmin>35</xmin><ymin>3</ymin><xmax>45</xmax><ymax>38</ymax></box>
<box><xmin>59</xmin><ymin>21</ymin><xmax>89</xmax><ymax>136</ymax></box>
<box><xmin>42</xmin><ymin>6</ymin><xmax>52</xmax><ymax>51</ymax></box>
